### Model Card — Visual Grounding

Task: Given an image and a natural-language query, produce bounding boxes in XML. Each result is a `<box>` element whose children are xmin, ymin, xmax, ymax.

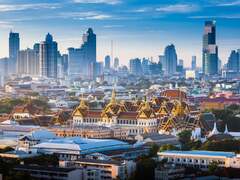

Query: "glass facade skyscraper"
<box><xmin>39</xmin><ymin>33</ymin><xmax>58</xmax><ymax>78</ymax></box>
<box><xmin>202</xmin><ymin>21</ymin><xmax>218</xmax><ymax>75</ymax></box>
<box><xmin>68</xmin><ymin>28</ymin><xmax>96</xmax><ymax>79</ymax></box>
<box><xmin>9</xmin><ymin>31</ymin><xmax>20</xmax><ymax>74</ymax></box>
<box><xmin>163</xmin><ymin>44</ymin><xmax>177</xmax><ymax>76</ymax></box>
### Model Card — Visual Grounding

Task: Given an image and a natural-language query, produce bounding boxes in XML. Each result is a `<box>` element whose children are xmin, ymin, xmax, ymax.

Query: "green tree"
<box><xmin>159</xmin><ymin>144</ymin><xmax>179</xmax><ymax>151</ymax></box>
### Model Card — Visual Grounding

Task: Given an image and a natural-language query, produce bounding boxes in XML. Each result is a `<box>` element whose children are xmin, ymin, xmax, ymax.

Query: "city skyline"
<box><xmin>0</xmin><ymin>0</ymin><xmax>240</xmax><ymax>66</ymax></box>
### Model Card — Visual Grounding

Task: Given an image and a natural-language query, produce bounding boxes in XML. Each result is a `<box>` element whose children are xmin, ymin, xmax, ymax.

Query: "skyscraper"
<box><xmin>202</xmin><ymin>21</ymin><xmax>218</xmax><ymax>75</ymax></box>
<box><xmin>142</xmin><ymin>58</ymin><xmax>150</xmax><ymax>75</ymax></box>
<box><xmin>129</xmin><ymin>58</ymin><xmax>142</xmax><ymax>75</ymax></box>
<box><xmin>227</xmin><ymin>50</ymin><xmax>239</xmax><ymax>72</ymax></box>
<box><xmin>9</xmin><ymin>31</ymin><xmax>20</xmax><ymax>74</ymax></box>
<box><xmin>68</xmin><ymin>28</ymin><xmax>96</xmax><ymax>79</ymax></box>
<box><xmin>39</xmin><ymin>33</ymin><xmax>58</xmax><ymax>78</ymax></box>
<box><xmin>17</xmin><ymin>48</ymin><xmax>39</xmax><ymax>76</ymax></box>
<box><xmin>191</xmin><ymin>56</ymin><xmax>197</xmax><ymax>70</ymax></box>
<box><xmin>163</xmin><ymin>44</ymin><xmax>177</xmax><ymax>76</ymax></box>
<box><xmin>104</xmin><ymin>55</ymin><xmax>111</xmax><ymax>70</ymax></box>
<box><xmin>114</xmin><ymin>57</ymin><xmax>119</xmax><ymax>70</ymax></box>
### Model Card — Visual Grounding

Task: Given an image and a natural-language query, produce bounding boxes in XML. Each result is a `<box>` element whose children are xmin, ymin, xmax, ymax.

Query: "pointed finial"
<box><xmin>224</xmin><ymin>124</ymin><xmax>229</xmax><ymax>134</ymax></box>
<box><xmin>110</xmin><ymin>88</ymin><xmax>116</xmax><ymax>104</ymax></box>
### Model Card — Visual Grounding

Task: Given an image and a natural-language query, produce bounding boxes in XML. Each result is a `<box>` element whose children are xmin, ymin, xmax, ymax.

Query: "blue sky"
<box><xmin>0</xmin><ymin>0</ymin><xmax>240</xmax><ymax>67</ymax></box>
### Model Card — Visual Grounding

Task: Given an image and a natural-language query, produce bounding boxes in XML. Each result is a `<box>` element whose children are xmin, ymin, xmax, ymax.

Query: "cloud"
<box><xmin>0</xmin><ymin>21</ymin><xmax>12</xmax><ymax>28</ymax></box>
<box><xmin>103</xmin><ymin>24</ymin><xmax>124</xmax><ymax>28</ymax></box>
<box><xmin>72</xmin><ymin>0</ymin><xmax>121</xmax><ymax>5</ymax></box>
<box><xmin>217</xmin><ymin>0</ymin><xmax>240</xmax><ymax>6</ymax></box>
<box><xmin>189</xmin><ymin>14</ymin><xmax>240</xmax><ymax>19</ymax></box>
<box><xmin>156</xmin><ymin>4</ymin><xmax>199</xmax><ymax>13</ymax></box>
<box><xmin>0</xmin><ymin>3</ymin><xmax>60</xmax><ymax>12</ymax></box>
<box><xmin>60</xmin><ymin>11</ymin><xmax>112</xmax><ymax>20</ymax></box>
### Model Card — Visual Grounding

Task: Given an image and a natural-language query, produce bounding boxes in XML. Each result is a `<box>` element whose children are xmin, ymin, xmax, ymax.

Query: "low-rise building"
<box><xmin>14</xmin><ymin>165</ymin><xmax>82</xmax><ymax>180</ymax></box>
<box><xmin>59</xmin><ymin>158</ymin><xmax>136</xmax><ymax>180</ymax></box>
<box><xmin>158</xmin><ymin>150</ymin><xmax>240</xmax><ymax>169</ymax></box>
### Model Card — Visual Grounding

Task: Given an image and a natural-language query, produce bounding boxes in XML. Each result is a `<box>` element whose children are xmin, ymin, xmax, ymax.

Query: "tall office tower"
<box><xmin>149</xmin><ymin>62</ymin><xmax>162</xmax><ymax>75</ymax></box>
<box><xmin>39</xmin><ymin>33</ymin><xmax>58</xmax><ymax>78</ymax></box>
<box><xmin>0</xmin><ymin>58</ymin><xmax>9</xmax><ymax>77</ymax></box>
<box><xmin>114</xmin><ymin>57</ymin><xmax>119</xmax><ymax>70</ymax></box>
<box><xmin>227</xmin><ymin>50</ymin><xmax>239</xmax><ymax>72</ymax></box>
<box><xmin>159</xmin><ymin>55</ymin><xmax>165</xmax><ymax>71</ymax></box>
<box><xmin>89</xmin><ymin>62</ymin><xmax>103</xmax><ymax>80</ymax></box>
<box><xmin>142</xmin><ymin>58</ymin><xmax>150</xmax><ymax>75</ymax></box>
<box><xmin>62</xmin><ymin>54</ymin><xmax>68</xmax><ymax>77</ymax></box>
<box><xmin>104</xmin><ymin>55</ymin><xmax>111</xmax><ymax>70</ymax></box>
<box><xmin>68</xmin><ymin>28</ymin><xmax>96</xmax><ymax>79</ymax></box>
<box><xmin>33</xmin><ymin>43</ymin><xmax>40</xmax><ymax>54</ymax></box>
<box><xmin>9</xmin><ymin>31</ymin><xmax>20</xmax><ymax>74</ymax></box>
<box><xmin>129</xmin><ymin>58</ymin><xmax>142</xmax><ymax>75</ymax></box>
<box><xmin>17</xmin><ymin>48</ymin><xmax>39</xmax><ymax>76</ymax></box>
<box><xmin>202</xmin><ymin>21</ymin><xmax>218</xmax><ymax>75</ymax></box>
<box><xmin>163</xmin><ymin>44</ymin><xmax>177</xmax><ymax>76</ymax></box>
<box><xmin>191</xmin><ymin>56</ymin><xmax>197</xmax><ymax>70</ymax></box>
<box><xmin>179</xmin><ymin>59</ymin><xmax>184</xmax><ymax>67</ymax></box>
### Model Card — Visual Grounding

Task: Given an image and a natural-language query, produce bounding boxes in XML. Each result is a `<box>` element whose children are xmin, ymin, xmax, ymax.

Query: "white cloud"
<box><xmin>0</xmin><ymin>21</ymin><xmax>12</xmax><ymax>28</ymax></box>
<box><xmin>189</xmin><ymin>14</ymin><xmax>240</xmax><ymax>19</ymax></box>
<box><xmin>217</xmin><ymin>0</ymin><xmax>240</xmax><ymax>6</ymax></box>
<box><xmin>156</xmin><ymin>4</ymin><xmax>199</xmax><ymax>13</ymax></box>
<box><xmin>72</xmin><ymin>0</ymin><xmax>121</xmax><ymax>5</ymax></box>
<box><xmin>60</xmin><ymin>11</ymin><xmax>112</xmax><ymax>20</ymax></box>
<box><xmin>103</xmin><ymin>24</ymin><xmax>124</xmax><ymax>28</ymax></box>
<box><xmin>0</xmin><ymin>3</ymin><xmax>60</xmax><ymax>12</ymax></box>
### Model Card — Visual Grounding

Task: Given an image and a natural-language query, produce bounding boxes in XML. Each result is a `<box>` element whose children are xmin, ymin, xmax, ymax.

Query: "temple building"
<box><xmin>72</xmin><ymin>89</ymin><xmax>202</xmax><ymax>136</ymax></box>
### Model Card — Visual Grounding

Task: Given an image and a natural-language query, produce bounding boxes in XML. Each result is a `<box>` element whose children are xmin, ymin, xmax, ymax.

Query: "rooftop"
<box><xmin>159</xmin><ymin>150</ymin><xmax>236</xmax><ymax>158</ymax></box>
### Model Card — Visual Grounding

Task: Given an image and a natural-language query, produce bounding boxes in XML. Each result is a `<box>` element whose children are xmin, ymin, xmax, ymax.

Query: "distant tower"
<box><xmin>191</xmin><ymin>56</ymin><xmax>197</xmax><ymax>70</ymax></box>
<box><xmin>202</xmin><ymin>21</ymin><xmax>218</xmax><ymax>75</ymax></box>
<box><xmin>39</xmin><ymin>33</ymin><xmax>58</xmax><ymax>78</ymax></box>
<box><xmin>163</xmin><ymin>44</ymin><xmax>177</xmax><ymax>76</ymax></box>
<box><xmin>9</xmin><ymin>31</ymin><xmax>20</xmax><ymax>74</ymax></box>
<box><xmin>114</xmin><ymin>57</ymin><xmax>119</xmax><ymax>70</ymax></box>
<box><xmin>104</xmin><ymin>55</ymin><xmax>111</xmax><ymax>70</ymax></box>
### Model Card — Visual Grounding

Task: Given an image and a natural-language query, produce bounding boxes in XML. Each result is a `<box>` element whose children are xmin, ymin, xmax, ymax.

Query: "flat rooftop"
<box><xmin>159</xmin><ymin>150</ymin><xmax>236</xmax><ymax>158</ymax></box>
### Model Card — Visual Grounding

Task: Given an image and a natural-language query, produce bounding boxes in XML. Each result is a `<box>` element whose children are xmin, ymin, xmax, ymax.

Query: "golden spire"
<box><xmin>143</xmin><ymin>96</ymin><xmax>150</xmax><ymax>111</ymax></box>
<box><xmin>79</xmin><ymin>94</ymin><xmax>88</xmax><ymax>109</ymax></box>
<box><xmin>110</xmin><ymin>88</ymin><xmax>116</xmax><ymax>104</ymax></box>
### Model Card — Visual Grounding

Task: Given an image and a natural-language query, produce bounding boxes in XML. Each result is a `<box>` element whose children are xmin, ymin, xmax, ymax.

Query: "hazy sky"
<box><xmin>0</xmin><ymin>0</ymin><xmax>240</xmax><ymax>67</ymax></box>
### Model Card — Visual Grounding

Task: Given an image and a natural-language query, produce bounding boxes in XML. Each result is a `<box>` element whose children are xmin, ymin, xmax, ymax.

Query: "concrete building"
<box><xmin>9</xmin><ymin>31</ymin><xmax>20</xmax><ymax>74</ymax></box>
<box><xmin>15</xmin><ymin>165</ymin><xmax>82</xmax><ymax>180</ymax></box>
<box><xmin>158</xmin><ymin>150</ymin><xmax>240</xmax><ymax>169</ymax></box>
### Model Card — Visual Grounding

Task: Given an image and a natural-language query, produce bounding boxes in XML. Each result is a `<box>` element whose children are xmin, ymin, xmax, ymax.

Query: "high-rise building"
<box><xmin>68</xmin><ymin>28</ymin><xmax>96</xmax><ymax>79</ymax></box>
<box><xmin>104</xmin><ymin>55</ymin><xmax>111</xmax><ymax>70</ymax></box>
<box><xmin>17</xmin><ymin>48</ymin><xmax>39</xmax><ymax>76</ymax></box>
<box><xmin>163</xmin><ymin>44</ymin><xmax>177</xmax><ymax>75</ymax></box>
<box><xmin>39</xmin><ymin>33</ymin><xmax>58</xmax><ymax>78</ymax></box>
<box><xmin>114</xmin><ymin>57</ymin><xmax>119</xmax><ymax>70</ymax></box>
<box><xmin>9</xmin><ymin>31</ymin><xmax>20</xmax><ymax>74</ymax></box>
<box><xmin>89</xmin><ymin>62</ymin><xmax>103</xmax><ymax>80</ymax></box>
<box><xmin>179</xmin><ymin>59</ymin><xmax>184</xmax><ymax>67</ymax></box>
<box><xmin>129</xmin><ymin>58</ymin><xmax>142</xmax><ymax>75</ymax></box>
<box><xmin>191</xmin><ymin>56</ymin><xmax>197</xmax><ymax>70</ymax></box>
<box><xmin>142</xmin><ymin>58</ymin><xmax>150</xmax><ymax>75</ymax></box>
<box><xmin>202</xmin><ymin>21</ymin><xmax>218</xmax><ymax>75</ymax></box>
<box><xmin>149</xmin><ymin>62</ymin><xmax>162</xmax><ymax>75</ymax></box>
<box><xmin>227</xmin><ymin>50</ymin><xmax>239</xmax><ymax>72</ymax></box>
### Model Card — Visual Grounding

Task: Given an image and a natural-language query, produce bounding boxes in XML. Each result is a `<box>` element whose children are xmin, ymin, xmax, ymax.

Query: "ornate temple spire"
<box><xmin>110</xmin><ymin>88</ymin><xmax>116</xmax><ymax>104</ymax></box>
<box><xmin>79</xmin><ymin>94</ymin><xmax>88</xmax><ymax>109</ymax></box>
<box><xmin>224</xmin><ymin>124</ymin><xmax>229</xmax><ymax>134</ymax></box>
<box><xmin>209</xmin><ymin>122</ymin><xmax>219</xmax><ymax>136</ymax></box>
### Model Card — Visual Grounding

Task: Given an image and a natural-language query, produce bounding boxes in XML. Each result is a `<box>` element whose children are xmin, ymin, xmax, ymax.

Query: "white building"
<box><xmin>158</xmin><ymin>150</ymin><xmax>240</xmax><ymax>169</ymax></box>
